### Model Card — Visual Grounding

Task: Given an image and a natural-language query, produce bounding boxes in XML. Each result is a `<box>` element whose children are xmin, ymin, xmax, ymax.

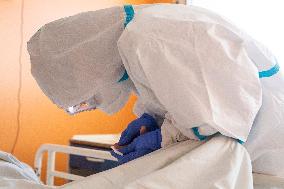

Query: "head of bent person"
<box><xmin>27</xmin><ymin>6</ymin><xmax>135</xmax><ymax>115</ymax></box>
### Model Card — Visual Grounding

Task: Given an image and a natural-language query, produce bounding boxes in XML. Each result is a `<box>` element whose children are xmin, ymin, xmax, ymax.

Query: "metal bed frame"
<box><xmin>34</xmin><ymin>144</ymin><xmax>117</xmax><ymax>186</ymax></box>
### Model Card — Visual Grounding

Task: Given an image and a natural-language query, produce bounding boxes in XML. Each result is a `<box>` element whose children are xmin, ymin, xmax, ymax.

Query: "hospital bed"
<box><xmin>34</xmin><ymin>138</ymin><xmax>284</xmax><ymax>188</ymax></box>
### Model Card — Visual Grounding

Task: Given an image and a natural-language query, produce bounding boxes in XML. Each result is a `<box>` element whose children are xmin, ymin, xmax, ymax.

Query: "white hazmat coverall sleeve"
<box><xmin>118</xmin><ymin>4</ymin><xmax>262</xmax><ymax>143</ymax></box>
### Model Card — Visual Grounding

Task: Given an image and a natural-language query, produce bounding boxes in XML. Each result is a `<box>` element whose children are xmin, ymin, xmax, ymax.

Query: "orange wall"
<box><xmin>0</xmin><ymin>0</ymin><xmax>174</xmax><ymax>185</ymax></box>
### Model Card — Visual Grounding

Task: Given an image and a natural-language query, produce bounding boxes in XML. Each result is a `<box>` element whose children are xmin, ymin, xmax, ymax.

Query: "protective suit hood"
<box><xmin>27</xmin><ymin>6</ymin><xmax>132</xmax><ymax>111</ymax></box>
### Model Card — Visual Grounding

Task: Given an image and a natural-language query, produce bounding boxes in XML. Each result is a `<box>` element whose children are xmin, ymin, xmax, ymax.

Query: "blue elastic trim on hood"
<box><xmin>259</xmin><ymin>63</ymin><xmax>280</xmax><ymax>78</ymax></box>
<box><xmin>117</xmin><ymin>5</ymin><xmax>134</xmax><ymax>83</ymax></box>
<box><xmin>124</xmin><ymin>5</ymin><xmax>134</xmax><ymax>28</ymax></box>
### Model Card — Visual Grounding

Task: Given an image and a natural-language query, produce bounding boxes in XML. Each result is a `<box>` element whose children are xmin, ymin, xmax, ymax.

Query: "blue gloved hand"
<box><xmin>111</xmin><ymin>129</ymin><xmax>162</xmax><ymax>164</ymax></box>
<box><xmin>118</xmin><ymin>113</ymin><xmax>159</xmax><ymax>146</ymax></box>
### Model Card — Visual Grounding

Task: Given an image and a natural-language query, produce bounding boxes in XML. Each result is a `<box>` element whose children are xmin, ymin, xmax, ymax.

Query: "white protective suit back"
<box><xmin>118</xmin><ymin>4</ymin><xmax>262</xmax><ymax>143</ymax></box>
<box><xmin>118</xmin><ymin>4</ymin><xmax>283</xmax><ymax>176</ymax></box>
<box><xmin>27</xmin><ymin>6</ymin><xmax>133</xmax><ymax>111</ymax></box>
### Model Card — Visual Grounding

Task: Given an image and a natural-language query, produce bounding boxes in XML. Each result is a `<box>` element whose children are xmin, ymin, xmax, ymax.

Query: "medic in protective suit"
<box><xmin>27</xmin><ymin>4</ymin><xmax>284</xmax><ymax>180</ymax></box>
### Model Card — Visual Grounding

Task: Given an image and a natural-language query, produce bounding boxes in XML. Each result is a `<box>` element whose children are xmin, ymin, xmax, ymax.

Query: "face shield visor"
<box><xmin>65</xmin><ymin>96</ymin><xmax>97</xmax><ymax>115</ymax></box>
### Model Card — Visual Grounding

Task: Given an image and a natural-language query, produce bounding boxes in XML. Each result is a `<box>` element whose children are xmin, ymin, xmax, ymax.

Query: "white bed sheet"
<box><xmin>1</xmin><ymin>135</ymin><xmax>283</xmax><ymax>189</ymax></box>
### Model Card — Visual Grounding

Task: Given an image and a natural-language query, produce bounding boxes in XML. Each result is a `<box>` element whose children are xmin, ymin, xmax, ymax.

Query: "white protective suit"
<box><xmin>27</xmin><ymin>3</ymin><xmax>284</xmax><ymax>187</ymax></box>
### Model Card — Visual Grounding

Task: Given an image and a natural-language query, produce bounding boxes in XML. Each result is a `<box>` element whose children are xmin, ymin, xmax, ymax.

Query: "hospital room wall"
<box><xmin>0</xmin><ymin>0</ymin><xmax>173</xmax><ymax>185</ymax></box>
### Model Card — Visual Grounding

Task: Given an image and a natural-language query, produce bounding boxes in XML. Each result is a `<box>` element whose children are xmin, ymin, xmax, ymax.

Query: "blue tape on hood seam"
<box><xmin>123</xmin><ymin>5</ymin><xmax>134</xmax><ymax>28</ymax></box>
<box><xmin>118</xmin><ymin>5</ymin><xmax>134</xmax><ymax>83</ymax></box>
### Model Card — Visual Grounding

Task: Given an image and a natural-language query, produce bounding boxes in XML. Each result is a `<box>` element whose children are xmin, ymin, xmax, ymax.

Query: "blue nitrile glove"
<box><xmin>118</xmin><ymin>113</ymin><xmax>159</xmax><ymax>146</ymax></box>
<box><xmin>111</xmin><ymin>129</ymin><xmax>162</xmax><ymax>164</ymax></box>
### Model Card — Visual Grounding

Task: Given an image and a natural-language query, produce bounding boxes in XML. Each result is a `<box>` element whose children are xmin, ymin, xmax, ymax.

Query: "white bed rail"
<box><xmin>34</xmin><ymin>144</ymin><xmax>117</xmax><ymax>186</ymax></box>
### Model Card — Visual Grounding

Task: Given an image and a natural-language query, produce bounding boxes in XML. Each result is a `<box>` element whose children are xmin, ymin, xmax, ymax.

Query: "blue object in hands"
<box><xmin>118</xmin><ymin>113</ymin><xmax>159</xmax><ymax>146</ymax></box>
<box><xmin>111</xmin><ymin>129</ymin><xmax>162</xmax><ymax>164</ymax></box>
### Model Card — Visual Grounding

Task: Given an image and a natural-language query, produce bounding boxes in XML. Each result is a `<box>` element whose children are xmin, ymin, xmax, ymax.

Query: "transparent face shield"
<box><xmin>65</xmin><ymin>96</ymin><xmax>97</xmax><ymax>115</ymax></box>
